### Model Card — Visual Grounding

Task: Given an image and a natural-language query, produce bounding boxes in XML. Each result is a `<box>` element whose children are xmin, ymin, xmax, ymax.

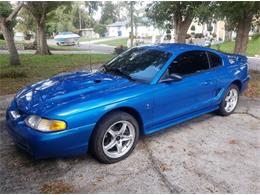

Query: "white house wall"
<box><xmin>107</xmin><ymin>25</ymin><xmax>161</xmax><ymax>37</ymax></box>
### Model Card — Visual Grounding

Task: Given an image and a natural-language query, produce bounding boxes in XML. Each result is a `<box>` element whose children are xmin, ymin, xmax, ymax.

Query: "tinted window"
<box><xmin>208</xmin><ymin>52</ymin><xmax>222</xmax><ymax>68</ymax></box>
<box><xmin>103</xmin><ymin>47</ymin><xmax>171</xmax><ymax>82</ymax></box>
<box><xmin>168</xmin><ymin>51</ymin><xmax>209</xmax><ymax>76</ymax></box>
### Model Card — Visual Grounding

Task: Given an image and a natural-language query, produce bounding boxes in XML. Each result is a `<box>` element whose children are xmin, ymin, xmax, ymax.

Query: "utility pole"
<box><xmin>130</xmin><ymin>1</ymin><xmax>134</xmax><ymax>47</ymax></box>
<box><xmin>79</xmin><ymin>6</ymin><xmax>82</xmax><ymax>30</ymax></box>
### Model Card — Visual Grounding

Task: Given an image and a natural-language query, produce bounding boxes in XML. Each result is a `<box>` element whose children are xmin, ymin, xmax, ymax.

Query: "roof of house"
<box><xmin>107</xmin><ymin>21</ymin><xmax>128</xmax><ymax>27</ymax></box>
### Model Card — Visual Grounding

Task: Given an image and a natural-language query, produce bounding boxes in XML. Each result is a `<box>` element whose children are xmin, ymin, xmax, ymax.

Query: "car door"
<box><xmin>152</xmin><ymin>50</ymin><xmax>218</xmax><ymax>128</ymax></box>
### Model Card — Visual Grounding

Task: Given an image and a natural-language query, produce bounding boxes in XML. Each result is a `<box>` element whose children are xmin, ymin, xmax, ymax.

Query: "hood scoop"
<box><xmin>94</xmin><ymin>79</ymin><xmax>102</xmax><ymax>83</ymax></box>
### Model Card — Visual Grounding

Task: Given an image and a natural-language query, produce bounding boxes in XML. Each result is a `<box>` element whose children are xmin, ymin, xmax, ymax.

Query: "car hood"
<box><xmin>15</xmin><ymin>71</ymin><xmax>139</xmax><ymax>115</ymax></box>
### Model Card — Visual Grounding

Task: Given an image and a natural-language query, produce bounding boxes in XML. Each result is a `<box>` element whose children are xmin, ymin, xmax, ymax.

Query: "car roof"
<box><xmin>138</xmin><ymin>43</ymin><xmax>220</xmax><ymax>56</ymax></box>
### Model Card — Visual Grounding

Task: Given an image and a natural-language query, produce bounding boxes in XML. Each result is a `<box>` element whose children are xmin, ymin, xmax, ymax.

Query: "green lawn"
<box><xmin>97</xmin><ymin>38</ymin><xmax>128</xmax><ymax>47</ymax></box>
<box><xmin>0</xmin><ymin>39</ymin><xmax>6</xmax><ymax>47</ymax></box>
<box><xmin>211</xmin><ymin>36</ymin><xmax>260</xmax><ymax>56</ymax></box>
<box><xmin>0</xmin><ymin>54</ymin><xmax>113</xmax><ymax>95</ymax></box>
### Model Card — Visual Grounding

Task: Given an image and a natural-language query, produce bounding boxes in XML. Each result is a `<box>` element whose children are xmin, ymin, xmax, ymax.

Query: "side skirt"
<box><xmin>144</xmin><ymin>105</ymin><xmax>219</xmax><ymax>135</ymax></box>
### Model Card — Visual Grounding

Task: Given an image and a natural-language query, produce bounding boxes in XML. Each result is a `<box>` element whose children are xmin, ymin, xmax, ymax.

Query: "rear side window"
<box><xmin>168</xmin><ymin>51</ymin><xmax>209</xmax><ymax>76</ymax></box>
<box><xmin>208</xmin><ymin>52</ymin><xmax>222</xmax><ymax>68</ymax></box>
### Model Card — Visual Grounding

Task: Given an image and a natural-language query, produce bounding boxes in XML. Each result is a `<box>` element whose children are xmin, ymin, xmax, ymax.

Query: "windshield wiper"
<box><xmin>103</xmin><ymin>66</ymin><xmax>135</xmax><ymax>81</ymax></box>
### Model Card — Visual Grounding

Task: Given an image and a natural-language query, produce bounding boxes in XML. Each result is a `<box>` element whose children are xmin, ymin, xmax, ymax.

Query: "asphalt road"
<box><xmin>77</xmin><ymin>43</ymin><xmax>115</xmax><ymax>54</ymax></box>
<box><xmin>0</xmin><ymin>95</ymin><xmax>259</xmax><ymax>193</ymax></box>
<box><xmin>0</xmin><ymin>43</ymin><xmax>115</xmax><ymax>55</ymax></box>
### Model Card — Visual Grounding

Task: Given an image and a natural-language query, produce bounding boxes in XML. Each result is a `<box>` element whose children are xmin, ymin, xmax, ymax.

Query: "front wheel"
<box><xmin>218</xmin><ymin>84</ymin><xmax>239</xmax><ymax>116</ymax></box>
<box><xmin>90</xmin><ymin>111</ymin><xmax>139</xmax><ymax>164</ymax></box>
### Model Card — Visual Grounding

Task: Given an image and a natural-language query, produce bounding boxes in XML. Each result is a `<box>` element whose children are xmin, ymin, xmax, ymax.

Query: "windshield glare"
<box><xmin>104</xmin><ymin>47</ymin><xmax>171</xmax><ymax>82</ymax></box>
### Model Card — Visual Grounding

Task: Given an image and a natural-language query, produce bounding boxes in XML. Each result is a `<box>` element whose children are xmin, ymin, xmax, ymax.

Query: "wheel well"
<box><xmin>231</xmin><ymin>80</ymin><xmax>242</xmax><ymax>91</ymax></box>
<box><xmin>95</xmin><ymin>107</ymin><xmax>144</xmax><ymax>135</ymax></box>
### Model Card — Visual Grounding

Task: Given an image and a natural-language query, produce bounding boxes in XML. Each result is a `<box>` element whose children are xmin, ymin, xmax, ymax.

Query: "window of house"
<box><xmin>168</xmin><ymin>51</ymin><xmax>210</xmax><ymax>76</ymax></box>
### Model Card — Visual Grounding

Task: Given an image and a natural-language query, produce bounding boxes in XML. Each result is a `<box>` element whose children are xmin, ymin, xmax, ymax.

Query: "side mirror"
<box><xmin>161</xmin><ymin>73</ymin><xmax>183</xmax><ymax>83</ymax></box>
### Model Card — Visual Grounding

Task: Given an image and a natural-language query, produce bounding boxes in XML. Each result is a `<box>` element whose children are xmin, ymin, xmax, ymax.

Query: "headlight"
<box><xmin>25</xmin><ymin>115</ymin><xmax>67</xmax><ymax>132</ymax></box>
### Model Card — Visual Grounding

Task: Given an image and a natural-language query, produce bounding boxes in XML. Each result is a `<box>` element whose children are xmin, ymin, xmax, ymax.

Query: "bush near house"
<box><xmin>194</xmin><ymin>33</ymin><xmax>204</xmax><ymax>38</ymax></box>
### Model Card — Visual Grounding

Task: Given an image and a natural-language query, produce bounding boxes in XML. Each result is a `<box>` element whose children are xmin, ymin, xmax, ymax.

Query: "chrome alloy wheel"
<box><xmin>102</xmin><ymin>120</ymin><xmax>135</xmax><ymax>158</ymax></box>
<box><xmin>224</xmin><ymin>88</ymin><xmax>238</xmax><ymax>113</ymax></box>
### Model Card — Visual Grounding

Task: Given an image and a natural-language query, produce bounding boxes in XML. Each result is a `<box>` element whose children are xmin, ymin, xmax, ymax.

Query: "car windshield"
<box><xmin>103</xmin><ymin>47</ymin><xmax>171</xmax><ymax>83</ymax></box>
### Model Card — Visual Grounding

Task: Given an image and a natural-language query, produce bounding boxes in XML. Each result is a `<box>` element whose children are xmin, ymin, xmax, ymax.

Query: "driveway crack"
<box><xmin>142</xmin><ymin>139</ymin><xmax>182</xmax><ymax>194</ymax></box>
<box><xmin>233</xmin><ymin>111</ymin><xmax>260</xmax><ymax>120</ymax></box>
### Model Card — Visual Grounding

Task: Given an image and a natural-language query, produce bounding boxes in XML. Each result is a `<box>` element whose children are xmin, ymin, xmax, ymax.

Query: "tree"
<box><xmin>94</xmin><ymin>23</ymin><xmax>107</xmax><ymax>37</ymax></box>
<box><xmin>100</xmin><ymin>2</ymin><xmax>118</xmax><ymax>25</ymax></box>
<box><xmin>146</xmin><ymin>1</ymin><xmax>214</xmax><ymax>43</ymax></box>
<box><xmin>0</xmin><ymin>2</ymin><xmax>23</xmax><ymax>65</ymax></box>
<box><xmin>25</xmin><ymin>2</ymin><xmax>69</xmax><ymax>55</ymax></box>
<box><xmin>46</xmin><ymin>4</ymin><xmax>75</xmax><ymax>35</ymax></box>
<box><xmin>16</xmin><ymin>7</ymin><xmax>35</xmax><ymax>40</ymax></box>
<box><xmin>85</xmin><ymin>1</ymin><xmax>99</xmax><ymax>15</ymax></box>
<box><xmin>216</xmin><ymin>2</ymin><xmax>260</xmax><ymax>54</ymax></box>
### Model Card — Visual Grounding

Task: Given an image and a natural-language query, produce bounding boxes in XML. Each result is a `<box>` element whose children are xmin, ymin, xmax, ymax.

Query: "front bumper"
<box><xmin>6</xmin><ymin>101</ymin><xmax>95</xmax><ymax>159</ymax></box>
<box><xmin>241</xmin><ymin>75</ymin><xmax>250</xmax><ymax>93</ymax></box>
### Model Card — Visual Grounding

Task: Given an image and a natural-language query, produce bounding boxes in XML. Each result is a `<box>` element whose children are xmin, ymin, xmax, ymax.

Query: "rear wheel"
<box><xmin>218</xmin><ymin>84</ymin><xmax>239</xmax><ymax>116</ymax></box>
<box><xmin>90</xmin><ymin>111</ymin><xmax>139</xmax><ymax>164</ymax></box>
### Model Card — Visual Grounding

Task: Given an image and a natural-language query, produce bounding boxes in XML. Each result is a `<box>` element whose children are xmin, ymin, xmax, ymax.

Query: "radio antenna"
<box><xmin>89</xmin><ymin>31</ymin><xmax>92</xmax><ymax>72</ymax></box>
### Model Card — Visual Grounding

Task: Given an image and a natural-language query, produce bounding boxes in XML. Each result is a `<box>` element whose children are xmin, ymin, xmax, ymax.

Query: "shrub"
<box><xmin>114</xmin><ymin>45</ymin><xmax>127</xmax><ymax>54</ymax></box>
<box><xmin>186</xmin><ymin>34</ymin><xmax>192</xmax><ymax>39</ymax></box>
<box><xmin>0</xmin><ymin>67</ymin><xmax>27</xmax><ymax>78</ymax></box>
<box><xmin>0</xmin><ymin>33</ymin><xmax>4</xmax><ymax>40</ymax></box>
<box><xmin>194</xmin><ymin>33</ymin><xmax>204</xmax><ymax>38</ymax></box>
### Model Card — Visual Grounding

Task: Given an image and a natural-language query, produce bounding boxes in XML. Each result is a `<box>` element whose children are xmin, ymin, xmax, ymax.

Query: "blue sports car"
<box><xmin>6</xmin><ymin>44</ymin><xmax>250</xmax><ymax>163</ymax></box>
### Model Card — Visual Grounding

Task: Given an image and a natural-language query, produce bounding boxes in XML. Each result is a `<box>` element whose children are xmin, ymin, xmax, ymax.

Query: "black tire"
<box><xmin>90</xmin><ymin>111</ymin><xmax>139</xmax><ymax>164</ymax></box>
<box><xmin>218</xmin><ymin>84</ymin><xmax>239</xmax><ymax>116</ymax></box>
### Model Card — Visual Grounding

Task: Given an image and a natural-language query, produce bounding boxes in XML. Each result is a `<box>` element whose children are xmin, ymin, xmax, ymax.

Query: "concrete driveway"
<box><xmin>0</xmin><ymin>95</ymin><xmax>259</xmax><ymax>193</ymax></box>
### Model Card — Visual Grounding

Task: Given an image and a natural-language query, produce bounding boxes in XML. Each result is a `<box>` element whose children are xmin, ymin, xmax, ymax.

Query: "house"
<box><xmin>187</xmin><ymin>20</ymin><xmax>226</xmax><ymax>41</ymax></box>
<box><xmin>106</xmin><ymin>21</ymin><xmax>129</xmax><ymax>37</ymax></box>
<box><xmin>106</xmin><ymin>20</ymin><xmax>161</xmax><ymax>38</ymax></box>
<box><xmin>14</xmin><ymin>32</ymin><xmax>24</xmax><ymax>41</ymax></box>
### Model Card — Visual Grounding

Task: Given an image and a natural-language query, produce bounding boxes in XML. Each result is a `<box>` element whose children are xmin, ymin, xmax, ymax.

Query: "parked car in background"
<box><xmin>6</xmin><ymin>44</ymin><xmax>249</xmax><ymax>163</ymax></box>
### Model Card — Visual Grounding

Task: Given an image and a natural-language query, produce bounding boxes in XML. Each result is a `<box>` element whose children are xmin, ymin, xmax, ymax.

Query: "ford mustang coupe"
<box><xmin>6</xmin><ymin>44</ymin><xmax>250</xmax><ymax>163</ymax></box>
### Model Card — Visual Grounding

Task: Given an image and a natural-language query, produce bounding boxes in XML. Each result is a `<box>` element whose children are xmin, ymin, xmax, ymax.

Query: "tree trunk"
<box><xmin>0</xmin><ymin>21</ymin><xmax>20</xmax><ymax>65</ymax></box>
<box><xmin>174</xmin><ymin>19</ymin><xmax>192</xmax><ymax>43</ymax></box>
<box><xmin>234</xmin><ymin>16</ymin><xmax>252</xmax><ymax>54</ymax></box>
<box><xmin>36</xmin><ymin>20</ymin><xmax>51</xmax><ymax>55</ymax></box>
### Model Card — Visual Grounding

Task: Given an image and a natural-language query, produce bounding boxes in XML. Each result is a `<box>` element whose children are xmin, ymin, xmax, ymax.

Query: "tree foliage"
<box><xmin>94</xmin><ymin>23</ymin><xmax>107</xmax><ymax>36</ymax></box>
<box><xmin>100</xmin><ymin>2</ymin><xmax>118</xmax><ymax>24</ymax></box>
<box><xmin>215</xmin><ymin>2</ymin><xmax>260</xmax><ymax>31</ymax></box>
<box><xmin>0</xmin><ymin>2</ymin><xmax>12</xmax><ymax>17</ymax></box>
<box><xmin>25</xmin><ymin>2</ymin><xmax>71</xmax><ymax>55</ymax></box>
<box><xmin>215</xmin><ymin>1</ymin><xmax>260</xmax><ymax>54</ymax></box>
<box><xmin>146</xmin><ymin>1</ymin><xmax>214</xmax><ymax>43</ymax></box>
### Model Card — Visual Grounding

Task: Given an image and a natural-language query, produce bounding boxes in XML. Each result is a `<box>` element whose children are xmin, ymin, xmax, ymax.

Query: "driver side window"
<box><xmin>168</xmin><ymin>51</ymin><xmax>210</xmax><ymax>76</ymax></box>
